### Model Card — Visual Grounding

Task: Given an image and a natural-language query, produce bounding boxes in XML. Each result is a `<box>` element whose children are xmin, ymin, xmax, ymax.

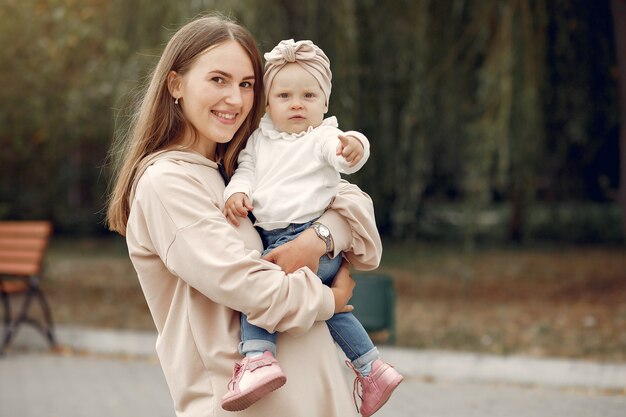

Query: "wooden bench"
<box><xmin>0</xmin><ymin>221</ymin><xmax>56</xmax><ymax>354</ymax></box>
<box><xmin>351</xmin><ymin>274</ymin><xmax>397</xmax><ymax>344</ymax></box>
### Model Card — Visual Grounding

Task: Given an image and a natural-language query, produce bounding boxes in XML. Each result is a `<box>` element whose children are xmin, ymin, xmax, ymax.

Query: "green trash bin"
<box><xmin>351</xmin><ymin>274</ymin><xmax>396</xmax><ymax>344</ymax></box>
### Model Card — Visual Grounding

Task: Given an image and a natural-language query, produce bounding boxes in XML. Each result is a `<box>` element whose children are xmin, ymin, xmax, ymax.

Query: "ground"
<box><xmin>381</xmin><ymin>242</ymin><xmax>626</xmax><ymax>362</ymax></box>
<box><xmin>31</xmin><ymin>237</ymin><xmax>626</xmax><ymax>362</ymax></box>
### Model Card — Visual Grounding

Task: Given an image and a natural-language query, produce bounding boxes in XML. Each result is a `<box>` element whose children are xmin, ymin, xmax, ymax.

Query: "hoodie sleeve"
<box><xmin>134</xmin><ymin>162</ymin><xmax>334</xmax><ymax>336</ymax></box>
<box><xmin>316</xmin><ymin>180</ymin><xmax>382</xmax><ymax>270</ymax></box>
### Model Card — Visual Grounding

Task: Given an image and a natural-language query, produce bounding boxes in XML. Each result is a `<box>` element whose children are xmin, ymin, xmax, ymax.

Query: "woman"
<box><xmin>107</xmin><ymin>15</ymin><xmax>382</xmax><ymax>417</ymax></box>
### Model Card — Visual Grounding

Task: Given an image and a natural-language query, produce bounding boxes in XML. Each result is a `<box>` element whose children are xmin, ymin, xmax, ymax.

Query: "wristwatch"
<box><xmin>311</xmin><ymin>222</ymin><xmax>333</xmax><ymax>254</ymax></box>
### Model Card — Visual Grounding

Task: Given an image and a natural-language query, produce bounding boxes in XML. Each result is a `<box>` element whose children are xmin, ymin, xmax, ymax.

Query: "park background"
<box><xmin>1</xmin><ymin>0</ymin><xmax>625</xmax><ymax>362</ymax></box>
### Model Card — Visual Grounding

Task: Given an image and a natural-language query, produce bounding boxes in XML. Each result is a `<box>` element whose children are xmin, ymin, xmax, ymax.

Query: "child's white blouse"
<box><xmin>224</xmin><ymin>114</ymin><xmax>370</xmax><ymax>231</ymax></box>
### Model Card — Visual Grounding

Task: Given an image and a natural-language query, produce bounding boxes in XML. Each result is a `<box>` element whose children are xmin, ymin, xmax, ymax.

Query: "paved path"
<box><xmin>2</xmin><ymin>352</ymin><xmax>626</xmax><ymax>417</ymax></box>
<box><xmin>1</xmin><ymin>353</ymin><xmax>173</xmax><ymax>417</ymax></box>
<box><xmin>1</xmin><ymin>326</ymin><xmax>625</xmax><ymax>417</ymax></box>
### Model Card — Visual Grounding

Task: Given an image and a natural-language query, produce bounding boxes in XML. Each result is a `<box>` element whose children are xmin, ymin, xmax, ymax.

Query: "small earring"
<box><xmin>174</xmin><ymin>97</ymin><xmax>179</xmax><ymax>105</ymax></box>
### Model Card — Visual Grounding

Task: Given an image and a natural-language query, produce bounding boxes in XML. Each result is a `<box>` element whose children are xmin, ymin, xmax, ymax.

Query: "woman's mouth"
<box><xmin>212</xmin><ymin>111</ymin><xmax>237</xmax><ymax>121</ymax></box>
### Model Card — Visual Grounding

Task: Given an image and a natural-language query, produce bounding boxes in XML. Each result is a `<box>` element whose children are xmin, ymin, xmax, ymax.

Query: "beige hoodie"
<box><xmin>126</xmin><ymin>150</ymin><xmax>382</xmax><ymax>417</ymax></box>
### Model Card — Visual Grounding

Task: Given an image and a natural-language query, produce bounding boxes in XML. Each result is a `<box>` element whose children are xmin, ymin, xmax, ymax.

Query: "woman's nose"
<box><xmin>225</xmin><ymin>85</ymin><xmax>243</xmax><ymax>106</ymax></box>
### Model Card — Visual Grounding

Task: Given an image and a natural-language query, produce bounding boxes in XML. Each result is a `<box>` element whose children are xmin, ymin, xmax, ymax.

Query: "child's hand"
<box><xmin>336</xmin><ymin>134</ymin><xmax>364</xmax><ymax>167</ymax></box>
<box><xmin>223</xmin><ymin>192</ymin><xmax>253</xmax><ymax>227</ymax></box>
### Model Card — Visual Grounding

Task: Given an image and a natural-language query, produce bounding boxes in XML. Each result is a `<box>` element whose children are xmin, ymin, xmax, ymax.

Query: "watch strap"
<box><xmin>311</xmin><ymin>222</ymin><xmax>332</xmax><ymax>254</ymax></box>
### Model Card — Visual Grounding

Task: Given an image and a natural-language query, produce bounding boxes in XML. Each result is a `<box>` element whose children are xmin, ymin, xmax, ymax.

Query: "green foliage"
<box><xmin>0</xmin><ymin>0</ymin><xmax>124</xmax><ymax>231</ymax></box>
<box><xmin>412</xmin><ymin>202</ymin><xmax>624</xmax><ymax>244</ymax></box>
<box><xmin>0</xmin><ymin>0</ymin><xmax>620</xmax><ymax>241</ymax></box>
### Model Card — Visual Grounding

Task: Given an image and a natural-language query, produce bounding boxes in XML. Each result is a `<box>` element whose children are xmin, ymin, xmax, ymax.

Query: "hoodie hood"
<box><xmin>129</xmin><ymin>149</ymin><xmax>218</xmax><ymax>204</ymax></box>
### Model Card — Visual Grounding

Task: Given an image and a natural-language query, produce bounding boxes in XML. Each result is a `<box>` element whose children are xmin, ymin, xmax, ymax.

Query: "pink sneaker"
<box><xmin>348</xmin><ymin>359</ymin><xmax>404</xmax><ymax>417</ymax></box>
<box><xmin>221</xmin><ymin>352</ymin><xmax>287</xmax><ymax>412</ymax></box>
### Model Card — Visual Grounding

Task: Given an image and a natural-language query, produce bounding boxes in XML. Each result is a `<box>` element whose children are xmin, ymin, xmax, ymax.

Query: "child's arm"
<box><xmin>223</xmin><ymin>133</ymin><xmax>258</xmax><ymax>225</ymax></box>
<box><xmin>336</xmin><ymin>134</ymin><xmax>365</xmax><ymax>167</ymax></box>
<box><xmin>320</xmin><ymin>128</ymin><xmax>371</xmax><ymax>174</ymax></box>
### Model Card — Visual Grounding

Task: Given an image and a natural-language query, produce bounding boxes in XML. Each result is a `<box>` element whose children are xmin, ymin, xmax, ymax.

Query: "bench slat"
<box><xmin>0</xmin><ymin>250</ymin><xmax>44</xmax><ymax>263</ymax></box>
<box><xmin>0</xmin><ymin>237</ymin><xmax>49</xmax><ymax>251</ymax></box>
<box><xmin>0</xmin><ymin>261</ymin><xmax>39</xmax><ymax>276</ymax></box>
<box><xmin>0</xmin><ymin>262</ymin><xmax>42</xmax><ymax>275</ymax></box>
<box><xmin>0</xmin><ymin>279</ymin><xmax>29</xmax><ymax>294</ymax></box>
<box><xmin>0</xmin><ymin>221</ymin><xmax>52</xmax><ymax>238</ymax></box>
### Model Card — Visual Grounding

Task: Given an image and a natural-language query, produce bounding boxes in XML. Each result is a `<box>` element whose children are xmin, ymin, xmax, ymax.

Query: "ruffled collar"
<box><xmin>259</xmin><ymin>114</ymin><xmax>338</xmax><ymax>140</ymax></box>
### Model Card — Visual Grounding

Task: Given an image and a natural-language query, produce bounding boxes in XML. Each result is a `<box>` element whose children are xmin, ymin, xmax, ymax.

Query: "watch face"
<box><xmin>318</xmin><ymin>224</ymin><xmax>330</xmax><ymax>238</ymax></box>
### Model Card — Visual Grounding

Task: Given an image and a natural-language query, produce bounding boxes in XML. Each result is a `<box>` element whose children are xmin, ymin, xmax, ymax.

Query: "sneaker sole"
<box><xmin>361</xmin><ymin>374</ymin><xmax>404</xmax><ymax>417</ymax></box>
<box><xmin>221</xmin><ymin>374</ymin><xmax>287</xmax><ymax>412</ymax></box>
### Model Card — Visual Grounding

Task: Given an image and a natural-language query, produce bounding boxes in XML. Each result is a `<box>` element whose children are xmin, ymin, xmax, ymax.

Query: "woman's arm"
<box><xmin>322</xmin><ymin>180</ymin><xmax>382</xmax><ymax>270</ymax></box>
<box><xmin>263</xmin><ymin>180</ymin><xmax>382</xmax><ymax>273</ymax></box>
<box><xmin>134</xmin><ymin>164</ymin><xmax>346</xmax><ymax>336</ymax></box>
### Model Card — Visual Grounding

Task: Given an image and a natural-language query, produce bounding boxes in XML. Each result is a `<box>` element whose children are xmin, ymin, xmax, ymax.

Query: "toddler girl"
<box><xmin>221</xmin><ymin>39</ymin><xmax>403</xmax><ymax>416</ymax></box>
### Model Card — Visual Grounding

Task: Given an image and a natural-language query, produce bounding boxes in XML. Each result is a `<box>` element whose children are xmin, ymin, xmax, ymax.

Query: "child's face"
<box><xmin>266</xmin><ymin>63</ymin><xmax>328</xmax><ymax>135</ymax></box>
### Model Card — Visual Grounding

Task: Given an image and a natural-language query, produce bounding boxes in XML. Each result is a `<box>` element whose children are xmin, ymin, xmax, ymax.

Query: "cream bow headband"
<box><xmin>263</xmin><ymin>39</ymin><xmax>332</xmax><ymax>105</ymax></box>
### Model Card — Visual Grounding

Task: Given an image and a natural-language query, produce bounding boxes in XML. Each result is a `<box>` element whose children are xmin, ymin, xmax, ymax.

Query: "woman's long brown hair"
<box><xmin>106</xmin><ymin>14</ymin><xmax>264</xmax><ymax>235</ymax></box>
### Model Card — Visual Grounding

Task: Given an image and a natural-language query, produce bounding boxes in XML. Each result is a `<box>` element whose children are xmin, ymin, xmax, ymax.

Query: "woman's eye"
<box><xmin>241</xmin><ymin>81</ymin><xmax>253</xmax><ymax>88</ymax></box>
<box><xmin>211</xmin><ymin>77</ymin><xmax>225</xmax><ymax>84</ymax></box>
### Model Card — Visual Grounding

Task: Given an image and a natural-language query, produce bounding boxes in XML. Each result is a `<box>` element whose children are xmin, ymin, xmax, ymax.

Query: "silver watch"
<box><xmin>311</xmin><ymin>222</ymin><xmax>332</xmax><ymax>254</ymax></box>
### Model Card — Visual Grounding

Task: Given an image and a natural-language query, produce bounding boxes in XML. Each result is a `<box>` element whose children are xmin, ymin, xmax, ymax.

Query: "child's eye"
<box><xmin>278</xmin><ymin>93</ymin><xmax>289</xmax><ymax>98</ymax></box>
<box><xmin>304</xmin><ymin>92</ymin><xmax>315</xmax><ymax>98</ymax></box>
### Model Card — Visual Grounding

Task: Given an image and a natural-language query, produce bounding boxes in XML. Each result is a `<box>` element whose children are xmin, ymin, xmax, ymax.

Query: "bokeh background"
<box><xmin>1</xmin><ymin>0</ymin><xmax>625</xmax><ymax>361</ymax></box>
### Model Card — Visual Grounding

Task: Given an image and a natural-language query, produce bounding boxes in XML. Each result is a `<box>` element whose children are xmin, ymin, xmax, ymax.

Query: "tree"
<box><xmin>0</xmin><ymin>0</ymin><xmax>620</xmax><ymax>241</ymax></box>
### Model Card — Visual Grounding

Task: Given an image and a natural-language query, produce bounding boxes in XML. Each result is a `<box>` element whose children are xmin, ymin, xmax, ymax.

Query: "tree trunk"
<box><xmin>611</xmin><ymin>0</ymin><xmax>626</xmax><ymax>239</ymax></box>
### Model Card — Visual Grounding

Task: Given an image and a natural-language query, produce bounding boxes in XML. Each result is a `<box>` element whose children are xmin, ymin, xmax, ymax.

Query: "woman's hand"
<box><xmin>262</xmin><ymin>227</ymin><xmax>353</xmax><ymax>313</ymax></box>
<box><xmin>330</xmin><ymin>259</ymin><xmax>355</xmax><ymax>313</ymax></box>
<box><xmin>262</xmin><ymin>228</ymin><xmax>326</xmax><ymax>274</ymax></box>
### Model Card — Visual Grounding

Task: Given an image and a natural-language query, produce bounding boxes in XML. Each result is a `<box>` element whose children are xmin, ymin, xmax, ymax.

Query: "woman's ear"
<box><xmin>167</xmin><ymin>70</ymin><xmax>181</xmax><ymax>98</ymax></box>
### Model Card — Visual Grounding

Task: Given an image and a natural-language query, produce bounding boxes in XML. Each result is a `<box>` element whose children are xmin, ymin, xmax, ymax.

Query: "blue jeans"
<box><xmin>240</xmin><ymin>220</ymin><xmax>379</xmax><ymax>367</ymax></box>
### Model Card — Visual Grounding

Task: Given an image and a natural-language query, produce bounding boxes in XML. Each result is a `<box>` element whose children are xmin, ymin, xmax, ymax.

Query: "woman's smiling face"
<box><xmin>171</xmin><ymin>40</ymin><xmax>256</xmax><ymax>158</ymax></box>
